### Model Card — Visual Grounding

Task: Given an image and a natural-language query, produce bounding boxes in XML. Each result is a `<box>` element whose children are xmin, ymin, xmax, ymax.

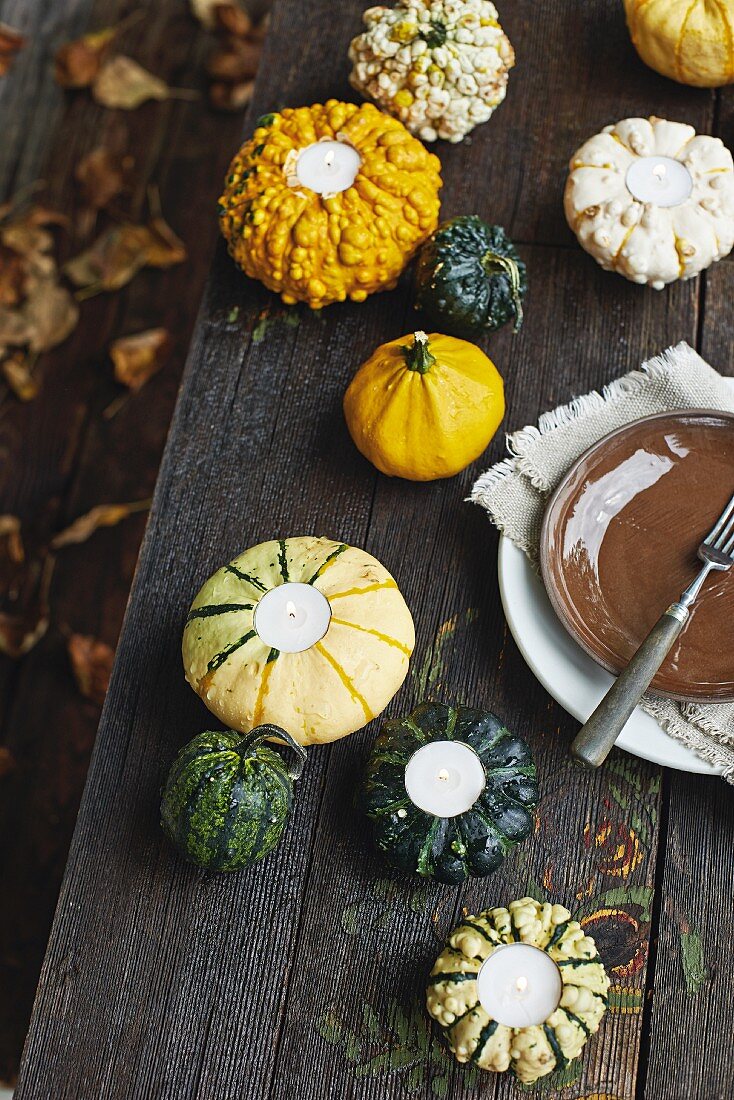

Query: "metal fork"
<box><xmin>570</xmin><ymin>490</ymin><xmax>734</xmax><ymax>769</ymax></box>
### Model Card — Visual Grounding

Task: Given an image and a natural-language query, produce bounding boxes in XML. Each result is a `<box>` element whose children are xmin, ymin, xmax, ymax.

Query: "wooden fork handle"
<box><xmin>570</xmin><ymin>604</ymin><xmax>688</xmax><ymax>770</ymax></box>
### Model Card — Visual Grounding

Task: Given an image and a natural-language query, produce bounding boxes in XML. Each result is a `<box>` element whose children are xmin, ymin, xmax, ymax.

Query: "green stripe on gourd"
<box><xmin>207</xmin><ymin>629</ymin><xmax>257</xmax><ymax>673</ymax></box>
<box><xmin>186</xmin><ymin>602</ymin><xmax>254</xmax><ymax>623</ymax></box>
<box><xmin>306</xmin><ymin>542</ymin><xmax>347</xmax><ymax>584</ymax></box>
<box><xmin>160</xmin><ymin>725</ymin><xmax>306</xmax><ymax>872</ymax></box>
<box><xmin>278</xmin><ymin>539</ymin><xmax>289</xmax><ymax>583</ymax></box>
<box><xmin>225</xmin><ymin>563</ymin><xmax>267</xmax><ymax>592</ymax></box>
<box><xmin>427</xmin><ymin>971</ymin><xmax>478</xmax><ymax>987</ymax></box>
<box><xmin>562</xmin><ymin>1008</ymin><xmax>591</xmax><ymax>1037</ymax></box>
<box><xmin>543</xmin><ymin>1024</ymin><xmax>568</xmax><ymax>1071</ymax></box>
<box><xmin>471</xmin><ymin>1019</ymin><xmax>499</xmax><ymax>1065</ymax></box>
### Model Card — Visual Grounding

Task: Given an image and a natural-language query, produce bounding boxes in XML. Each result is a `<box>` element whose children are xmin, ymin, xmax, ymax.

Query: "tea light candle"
<box><xmin>253</xmin><ymin>582</ymin><xmax>331</xmax><ymax>653</ymax></box>
<box><xmin>295</xmin><ymin>140</ymin><xmax>361</xmax><ymax>195</ymax></box>
<box><xmin>476</xmin><ymin>943</ymin><xmax>562</xmax><ymax>1027</ymax></box>
<box><xmin>404</xmin><ymin>741</ymin><xmax>485</xmax><ymax>817</ymax></box>
<box><xmin>625</xmin><ymin>155</ymin><xmax>693</xmax><ymax>207</ymax></box>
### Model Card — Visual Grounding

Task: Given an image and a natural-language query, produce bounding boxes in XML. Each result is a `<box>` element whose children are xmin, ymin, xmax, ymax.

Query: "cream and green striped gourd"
<box><xmin>182</xmin><ymin>536</ymin><xmax>415</xmax><ymax>745</ymax></box>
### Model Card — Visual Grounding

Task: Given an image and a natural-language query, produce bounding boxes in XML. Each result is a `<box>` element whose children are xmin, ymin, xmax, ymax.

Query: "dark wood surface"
<box><xmin>8</xmin><ymin>1</ymin><xmax>734</xmax><ymax>1098</ymax></box>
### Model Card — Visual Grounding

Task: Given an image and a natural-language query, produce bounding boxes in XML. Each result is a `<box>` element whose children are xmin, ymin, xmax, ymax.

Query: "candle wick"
<box><xmin>324</xmin><ymin>151</ymin><xmax>335</xmax><ymax>169</ymax></box>
<box><xmin>286</xmin><ymin>600</ymin><xmax>297</xmax><ymax>620</ymax></box>
<box><xmin>652</xmin><ymin>163</ymin><xmax>667</xmax><ymax>181</ymax></box>
<box><xmin>516</xmin><ymin>976</ymin><xmax>528</xmax><ymax>994</ymax></box>
<box><xmin>437</xmin><ymin>769</ymin><xmax>450</xmax><ymax>782</ymax></box>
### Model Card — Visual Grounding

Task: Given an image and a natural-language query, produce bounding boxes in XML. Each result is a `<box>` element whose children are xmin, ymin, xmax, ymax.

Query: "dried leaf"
<box><xmin>51</xmin><ymin>499</ymin><xmax>151</xmax><ymax>550</ymax></box>
<box><xmin>190</xmin><ymin>0</ymin><xmax>225</xmax><ymax>28</ymax></box>
<box><xmin>24</xmin><ymin>279</ymin><xmax>79</xmax><ymax>352</ymax></box>
<box><xmin>110</xmin><ymin>327</ymin><xmax>171</xmax><ymax>391</ymax></box>
<box><xmin>54</xmin><ymin>26</ymin><xmax>117</xmax><ymax>89</ymax></box>
<box><xmin>0</xmin><ymin>23</ymin><xmax>26</xmax><ymax>77</ymax></box>
<box><xmin>0</xmin><ymin>242</ymin><xmax>27</xmax><ymax>306</ymax></box>
<box><xmin>67</xmin><ymin>634</ymin><xmax>114</xmax><ymax>706</ymax></box>
<box><xmin>207</xmin><ymin>39</ymin><xmax>261</xmax><ymax>82</ymax></box>
<box><xmin>92</xmin><ymin>56</ymin><xmax>198</xmax><ymax>109</ymax></box>
<box><xmin>0</xmin><ymin>554</ymin><xmax>53</xmax><ymax>659</ymax></box>
<box><xmin>213</xmin><ymin>3</ymin><xmax>253</xmax><ymax>37</ymax></box>
<box><xmin>209</xmin><ymin>79</ymin><xmax>254</xmax><ymax>112</ymax></box>
<box><xmin>64</xmin><ymin>208</ymin><xmax>186</xmax><ymax>298</ymax></box>
<box><xmin>0</xmin><ymin>515</ymin><xmax>24</xmax><ymax>566</ymax></box>
<box><xmin>0</xmin><ymin>746</ymin><xmax>15</xmax><ymax>778</ymax></box>
<box><xmin>0</xmin><ymin>306</ymin><xmax>33</xmax><ymax>347</ymax></box>
<box><xmin>2</xmin><ymin>351</ymin><xmax>39</xmax><ymax>400</ymax></box>
<box><xmin>75</xmin><ymin>147</ymin><xmax>134</xmax><ymax>209</ymax></box>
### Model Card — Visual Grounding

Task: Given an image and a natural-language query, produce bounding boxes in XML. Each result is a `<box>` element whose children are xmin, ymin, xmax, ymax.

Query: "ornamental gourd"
<box><xmin>414</xmin><ymin>216</ymin><xmax>526</xmax><ymax>335</ymax></box>
<box><xmin>343</xmin><ymin>331</ymin><xmax>505</xmax><ymax>480</ymax></box>
<box><xmin>624</xmin><ymin>0</ymin><xmax>734</xmax><ymax>87</ymax></box>
<box><xmin>161</xmin><ymin>725</ymin><xmax>306</xmax><ymax>871</ymax></box>
<box><xmin>218</xmin><ymin>101</ymin><xmax>442</xmax><ymax>309</ymax></box>
<box><xmin>362</xmin><ymin>702</ymin><xmax>538</xmax><ymax>883</ymax></box>
<box><xmin>348</xmin><ymin>0</ymin><xmax>514</xmax><ymax>144</ymax></box>
<box><xmin>427</xmin><ymin>898</ymin><xmax>610</xmax><ymax>1084</ymax></box>
<box><xmin>565</xmin><ymin>117</ymin><xmax>734</xmax><ymax>288</ymax></box>
<box><xmin>183</xmin><ymin>537</ymin><xmax>414</xmax><ymax>746</ymax></box>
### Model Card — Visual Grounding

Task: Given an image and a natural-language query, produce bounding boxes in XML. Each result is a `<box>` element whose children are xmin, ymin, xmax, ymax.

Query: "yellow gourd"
<box><xmin>218</xmin><ymin>101</ymin><xmax>442</xmax><ymax>309</ymax></box>
<box><xmin>343</xmin><ymin>331</ymin><xmax>504</xmax><ymax>481</ymax></box>
<box><xmin>624</xmin><ymin>0</ymin><xmax>734</xmax><ymax>87</ymax></box>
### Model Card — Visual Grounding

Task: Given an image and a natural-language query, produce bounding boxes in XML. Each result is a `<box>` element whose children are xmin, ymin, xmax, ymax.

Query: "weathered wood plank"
<box><xmin>9</xmin><ymin>0</ymin><xmax>728</xmax><ymax>1098</ymax></box>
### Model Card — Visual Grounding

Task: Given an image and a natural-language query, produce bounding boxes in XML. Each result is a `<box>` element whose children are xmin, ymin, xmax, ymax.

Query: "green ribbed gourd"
<box><xmin>161</xmin><ymin>724</ymin><xmax>306</xmax><ymax>871</ymax></box>
<box><xmin>362</xmin><ymin>702</ymin><xmax>538</xmax><ymax>884</ymax></box>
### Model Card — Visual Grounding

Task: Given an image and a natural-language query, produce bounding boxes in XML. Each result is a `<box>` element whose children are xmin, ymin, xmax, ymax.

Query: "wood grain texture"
<box><xmin>0</xmin><ymin>0</ymin><xmax>251</xmax><ymax>1081</ymax></box>
<box><xmin>8</xmin><ymin>1</ymin><xmax>733</xmax><ymax>1099</ymax></box>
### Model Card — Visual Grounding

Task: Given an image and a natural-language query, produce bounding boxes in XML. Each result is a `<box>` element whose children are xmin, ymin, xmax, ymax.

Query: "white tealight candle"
<box><xmin>625</xmin><ymin>156</ymin><xmax>693</xmax><ymax>208</ymax></box>
<box><xmin>253</xmin><ymin>582</ymin><xmax>331</xmax><ymax>653</ymax></box>
<box><xmin>476</xmin><ymin>944</ymin><xmax>562</xmax><ymax>1028</ymax></box>
<box><xmin>404</xmin><ymin>741</ymin><xmax>486</xmax><ymax>817</ymax></box>
<box><xmin>295</xmin><ymin>140</ymin><xmax>362</xmax><ymax>195</ymax></box>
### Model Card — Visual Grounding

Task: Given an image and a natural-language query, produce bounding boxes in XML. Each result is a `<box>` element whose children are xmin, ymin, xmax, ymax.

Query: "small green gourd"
<box><xmin>161</xmin><ymin>725</ymin><xmax>306</xmax><ymax>871</ymax></box>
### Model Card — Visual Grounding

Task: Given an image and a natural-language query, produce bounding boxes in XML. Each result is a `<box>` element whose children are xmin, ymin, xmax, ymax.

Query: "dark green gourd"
<box><xmin>414</xmin><ymin>215</ymin><xmax>527</xmax><ymax>336</ymax></box>
<box><xmin>363</xmin><ymin>702</ymin><xmax>538</xmax><ymax>884</ymax></box>
<box><xmin>161</xmin><ymin>725</ymin><xmax>306</xmax><ymax>871</ymax></box>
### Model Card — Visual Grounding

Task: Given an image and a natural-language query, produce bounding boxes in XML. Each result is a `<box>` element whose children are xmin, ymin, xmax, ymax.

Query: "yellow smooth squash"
<box><xmin>624</xmin><ymin>0</ymin><xmax>734</xmax><ymax>87</ymax></box>
<box><xmin>343</xmin><ymin>331</ymin><xmax>505</xmax><ymax>481</ymax></box>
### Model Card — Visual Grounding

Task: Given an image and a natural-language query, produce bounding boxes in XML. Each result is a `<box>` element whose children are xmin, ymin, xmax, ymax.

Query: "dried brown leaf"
<box><xmin>92</xmin><ymin>56</ymin><xmax>198</xmax><ymax>110</ymax></box>
<box><xmin>144</xmin><ymin>214</ymin><xmax>187</xmax><ymax>268</ymax></box>
<box><xmin>0</xmin><ymin>554</ymin><xmax>53</xmax><ymax>659</ymax></box>
<box><xmin>54</xmin><ymin>26</ymin><xmax>117</xmax><ymax>89</ymax></box>
<box><xmin>209</xmin><ymin>79</ymin><xmax>255</xmax><ymax>112</ymax></box>
<box><xmin>213</xmin><ymin>3</ymin><xmax>253</xmax><ymax>37</ymax></box>
<box><xmin>206</xmin><ymin>39</ymin><xmax>261</xmax><ymax>82</ymax></box>
<box><xmin>190</xmin><ymin>0</ymin><xmax>224</xmax><ymax>28</ymax></box>
<box><xmin>24</xmin><ymin>279</ymin><xmax>79</xmax><ymax>352</ymax></box>
<box><xmin>0</xmin><ymin>515</ymin><xmax>24</xmax><ymax>566</ymax></box>
<box><xmin>67</xmin><ymin>633</ymin><xmax>114</xmax><ymax>706</ymax></box>
<box><xmin>2</xmin><ymin>351</ymin><xmax>39</xmax><ymax>400</ymax></box>
<box><xmin>0</xmin><ymin>306</ymin><xmax>33</xmax><ymax>347</ymax></box>
<box><xmin>0</xmin><ymin>23</ymin><xmax>26</xmax><ymax>77</ymax></box>
<box><xmin>75</xmin><ymin>147</ymin><xmax>134</xmax><ymax>209</ymax></box>
<box><xmin>110</xmin><ymin>327</ymin><xmax>171</xmax><ymax>392</ymax></box>
<box><xmin>0</xmin><ymin>242</ymin><xmax>27</xmax><ymax>306</ymax></box>
<box><xmin>0</xmin><ymin>746</ymin><xmax>15</xmax><ymax>779</ymax></box>
<box><xmin>51</xmin><ymin>498</ymin><xmax>151</xmax><ymax>550</ymax></box>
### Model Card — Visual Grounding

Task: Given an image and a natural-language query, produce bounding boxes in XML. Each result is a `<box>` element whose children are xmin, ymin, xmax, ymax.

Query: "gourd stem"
<box><xmin>235</xmin><ymin>724</ymin><xmax>307</xmax><ymax>780</ymax></box>
<box><xmin>481</xmin><ymin>249</ymin><xmax>524</xmax><ymax>333</ymax></box>
<box><xmin>401</xmin><ymin>331</ymin><xmax>436</xmax><ymax>375</ymax></box>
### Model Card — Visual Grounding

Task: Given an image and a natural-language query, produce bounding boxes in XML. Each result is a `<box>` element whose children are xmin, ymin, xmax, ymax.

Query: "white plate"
<box><xmin>498</xmin><ymin>537</ymin><xmax>721</xmax><ymax>775</ymax></box>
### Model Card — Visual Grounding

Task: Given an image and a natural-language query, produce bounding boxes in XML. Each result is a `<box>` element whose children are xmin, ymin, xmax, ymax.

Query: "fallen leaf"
<box><xmin>51</xmin><ymin>498</ymin><xmax>152</xmax><ymax>550</ymax></box>
<box><xmin>0</xmin><ymin>23</ymin><xmax>26</xmax><ymax>77</ymax></box>
<box><xmin>0</xmin><ymin>553</ymin><xmax>53</xmax><ymax>659</ymax></box>
<box><xmin>67</xmin><ymin>634</ymin><xmax>114</xmax><ymax>706</ymax></box>
<box><xmin>64</xmin><ymin>219</ymin><xmax>185</xmax><ymax>299</ymax></box>
<box><xmin>207</xmin><ymin>39</ymin><xmax>261</xmax><ymax>82</ymax></box>
<box><xmin>54</xmin><ymin>26</ymin><xmax>117</xmax><ymax>89</ymax></box>
<box><xmin>144</xmin><ymin>210</ymin><xmax>187</xmax><ymax>268</ymax></box>
<box><xmin>2</xmin><ymin>350</ymin><xmax>39</xmax><ymax>400</ymax></box>
<box><xmin>213</xmin><ymin>3</ymin><xmax>253</xmax><ymax>37</ymax></box>
<box><xmin>75</xmin><ymin>147</ymin><xmax>134</xmax><ymax>209</ymax></box>
<box><xmin>0</xmin><ymin>242</ymin><xmax>27</xmax><ymax>306</ymax></box>
<box><xmin>110</xmin><ymin>327</ymin><xmax>171</xmax><ymax>391</ymax></box>
<box><xmin>209</xmin><ymin>79</ymin><xmax>254</xmax><ymax>112</ymax></box>
<box><xmin>24</xmin><ymin>279</ymin><xmax>79</xmax><ymax>352</ymax></box>
<box><xmin>0</xmin><ymin>515</ymin><xmax>24</xmax><ymax>566</ymax></box>
<box><xmin>190</xmin><ymin>0</ymin><xmax>225</xmax><ymax>28</ymax></box>
<box><xmin>92</xmin><ymin>56</ymin><xmax>198</xmax><ymax>109</ymax></box>
<box><xmin>0</xmin><ymin>746</ymin><xmax>15</xmax><ymax>778</ymax></box>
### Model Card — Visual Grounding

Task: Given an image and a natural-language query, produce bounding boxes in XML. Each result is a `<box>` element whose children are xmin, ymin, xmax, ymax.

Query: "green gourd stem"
<box><xmin>235</xmin><ymin>724</ymin><xmax>307</xmax><ymax>780</ymax></box>
<box><xmin>481</xmin><ymin>249</ymin><xmax>524</xmax><ymax>332</ymax></box>
<box><xmin>401</xmin><ymin>331</ymin><xmax>436</xmax><ymax>375</ymax></box>
<box><xmin>420</xmin><ymin>19</ymin><xmax>447</xmax><ymax>48</ymax></box>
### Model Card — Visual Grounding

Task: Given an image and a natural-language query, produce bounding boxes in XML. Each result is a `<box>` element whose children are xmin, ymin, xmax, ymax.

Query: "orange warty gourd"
<box><xmin>218</xmin><ymin>100</ymin><xmax>442</xmax><ymax>309</ymax></box>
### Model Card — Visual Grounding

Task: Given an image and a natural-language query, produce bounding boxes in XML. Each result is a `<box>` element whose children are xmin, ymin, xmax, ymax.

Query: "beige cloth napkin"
<box><xmin>471</xmin><ymin>341</ymin><xmax>734</xmax><ymax>781</ymax></box>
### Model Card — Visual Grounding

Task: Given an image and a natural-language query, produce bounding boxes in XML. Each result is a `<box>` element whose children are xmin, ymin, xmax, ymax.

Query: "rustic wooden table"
<box><xmin>12</xmin><ymin>1</ymin><xmax>734</xmax><ymax>1098</ymax></box>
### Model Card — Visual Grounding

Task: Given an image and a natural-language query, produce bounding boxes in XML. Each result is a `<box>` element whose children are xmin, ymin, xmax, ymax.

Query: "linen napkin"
<box><xmin>471</xmin><ymin>341</ymin><xmax>734</xmax><ymax>781</ymax></box>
